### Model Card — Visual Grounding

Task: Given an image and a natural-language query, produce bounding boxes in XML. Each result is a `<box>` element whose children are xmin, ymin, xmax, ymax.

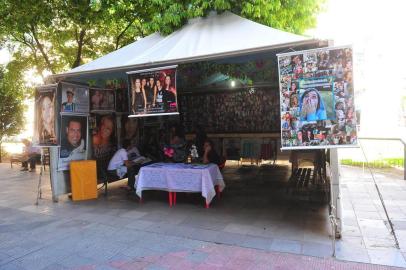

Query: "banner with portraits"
<box><xmin>33</xmin><ymin>85</ymin><xmax>58</xmax><ymax>146</ymax></box>
<box><xmin>89</xmin><ymin>88</ymin><xmax>115</xmax><ymax>112</ymax></box>
<box><xmin>60</xmin><ymin>82</ymin><xmax>89</xmax><ymax>113</ymax></box>
<box><xmin>127</xmin><ymin>65</ymin><xmax>178</xmax><ymax>117</ymax></box>
<box><xmin>277</xmin><ymin>46</ymin><xmax>357</xmax><ymax>149</ymax></box>
<box><xmin>58</xmin><ymin>115</ymin><xmax>88</xmax><ymax>171</ymax></box>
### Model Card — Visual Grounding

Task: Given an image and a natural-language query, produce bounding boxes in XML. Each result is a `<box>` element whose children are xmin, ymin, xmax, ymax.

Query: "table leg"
<box><xmin>215</xmin><ymin>185</ymin><xmax>221</xmax><ymax>199</ymax></box>
<box><xmin>173</xmin><ymin>192</ymin><xmax>177</xmax><ymax>205</ymax></box>
<box><xmin>205</xmin><ymin>201</ymin><xmax>210</xmax><ymax>208</ymax></box>
<box><xmin>169</xmin><ymin>192</ymin><xmax>173</xmax><ymax>207</ymax></box>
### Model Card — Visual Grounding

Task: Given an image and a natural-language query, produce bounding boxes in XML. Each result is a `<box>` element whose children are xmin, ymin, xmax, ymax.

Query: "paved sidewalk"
<box><xmin>0</xmin><ymin>162</ymin><xmax>405</xmax><ymax>269</ymax></box>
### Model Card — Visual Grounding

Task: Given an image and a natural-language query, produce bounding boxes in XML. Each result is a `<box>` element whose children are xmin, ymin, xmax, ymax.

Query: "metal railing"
<box><xmin>358</xmin><ymin>137</ymin><xmax>406</xmax><ymax>180</ymax></box>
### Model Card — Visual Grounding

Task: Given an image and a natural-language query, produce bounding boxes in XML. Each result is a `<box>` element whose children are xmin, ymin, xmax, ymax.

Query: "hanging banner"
<box><xmin>89</xmin><ymin>88</ymin><xmax>115</xmax><ymax>112</ymax></box>
<box><xmin>277</xmin><ymin>46</ymin><xmax>357</xmax><ymax>150</ymax></box>
<box><xmin>33</xmin><ymin>85</ymin><xmax>58</xmax><ymax>146</ymax></box>
<box><xmin>91</xmin><ymin>113</ymin><xmax>117</xmax><ymax>172</ymax></box>
<box><xmin>127</xmin><ymin>65</ymin><xmax>178</xmax><ymax>117</ymax></box>
<box><xmin>58</xmin><ymin>115</ymin><xmax>88</xmax><ymax>171</ymax></box>
<box><xmin>60</xmin><ymin>82</ymin><xmax>89</xmax><ymax>113</ymax></box>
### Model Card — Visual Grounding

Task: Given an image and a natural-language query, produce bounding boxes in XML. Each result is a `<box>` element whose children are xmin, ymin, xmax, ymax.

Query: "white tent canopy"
<box><xmin>62</xmin><ymin>11</ymin><xmax>312</xmax><ymax>76</ymax></box>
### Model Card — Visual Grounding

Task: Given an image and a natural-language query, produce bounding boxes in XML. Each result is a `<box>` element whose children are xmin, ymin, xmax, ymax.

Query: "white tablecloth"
<box><xmin>136</xmin><ymin>163</ymin><xmax>225</xmax><ymax>204</ymax></box>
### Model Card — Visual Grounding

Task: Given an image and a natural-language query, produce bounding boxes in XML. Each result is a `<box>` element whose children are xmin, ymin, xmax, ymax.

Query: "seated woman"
<box><xmin>202</xmin><ymin>139</ymin><xmax>221</xmax><ymax>165</ymax></box>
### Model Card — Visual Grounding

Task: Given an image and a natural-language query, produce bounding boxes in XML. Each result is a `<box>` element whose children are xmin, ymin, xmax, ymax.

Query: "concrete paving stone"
<box><xmin>360</xmin><ymin>227</ymin><xmax>394</xmax><ymax>240</ymax></box>
<box><xmin>364</xmin><ymin>237</ymin><xmax>397</xmax><ymax>250</ymax></box>
<box><xmin>356</xmin><ymin>211</ymin><xmax>383</xmax><ymax>220</ymax></box>
<box><xmin>78</xmin><ymin>242</ymin><xmax>125</xmax><ymax>262</ymax></box>
<box><xmin>186</xmin><ymin>250</ymin><xmax>209</xmax><ymax>263</ymax></box>
<box><xmin>343</xmin><ymin>217</ymin><xmax>359</xmax><ymax>227</ymax></box>
<box><xmin>125</xmin><ymin>219</ymin><xmax>156</xmax><ymax>230</ymax></box>
<box><xmin>40</xmin><ymin>263</ymin><xmax>70</xmax><ymax>270</ymax></box>
<box><xmin>240</xmin><ymin>235</ymin><xmax>273</xmax><ymax>250</ymax></box>
<box><xmin>272</xmin><ymin>226</ymin><xmax>305</xmax><ymax>242</ymax></box>
<box><xmin>93</xmin><ymin>264</ymin><xmax>118</xmax><ymax>270</ymax></box>
<box><xmin>0</xmin><ymin>239</ymin><xmax>46</xmax><ymax>258</ymax></box>
<box><xmin>144</xmin><ymin>265</ymin><xmax>168</xmax><ymax>270</ymax></box>
<box><xmin>213</xmin><ymin>231</ymin><xmax>247</xmax><ymax>246</ymax></box>
<box><xmin>162</xmin><ymin>224</ymin><xmax>197</xmax><ymax>239</ymax></box>
<box><xmin>139</xmin><ymin>212</ymin><xmax>171</xmax><ymax>223</ymax></box>
<box><xmin>180</xmin><ymin>217</ymin><xmax>229</xmax><ymax>231</ymax></box>
<box><xmin>367</xmin><ymin>248</ymin><xmax>406</xmax><ymax>268</ymax></box>
<box><xmin>335</xmin><ymin>249</ymin><xmax>371</xmax><ymax>265</ymax></box>
<box><xmin>301</xmin><ymin>241</ymin><xmax>332</xmax><ymax>258</ymax></box>
<box><xmin>106</xmin><ymin>252</ymin><xmax>133</xmax><ymax>268</ymax></box>
<box><xmin>269</xmin><ymin>238</ymin><xmax>302</xmax><ymax>254</ymax></box>
<box><xmin>58</xmin><ymin>254</ymin><xmax>96</xmax><ymax>269</ymax></box>
<box><xmin>303</xmin><ymin>230</ymin><xmax>332</xmax><ymax>246</ymax></box>
<box><xmin>0</xmin><ymin>261</ymin><xmax>29</xmax><ymax>270</ymax></box>
<box><xmin>190</xmin><ymin>228</ymin><xmax>220</xmax><ymax>242</ymax></box>
<box><xmin>222</xmin><ymin>223</ymin><xmax>257</xmax><ymax>235</ymax></box>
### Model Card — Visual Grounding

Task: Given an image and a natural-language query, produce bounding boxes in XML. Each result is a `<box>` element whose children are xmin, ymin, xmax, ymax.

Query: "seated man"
<box><xmin>107</xmin><ymin>139</ymin><xmax>153</xmax><ymax>190</ymax></box>
<box><xmin>107</xmin><ymin>139</ymin><xmax>138</xmax><ymax>190</ymax></box>
<box><xmin>21</xmin><ymin>139</ymin><xmax>40</xmax><ymax>172</ymax></box>
<box><xmin>202</xmin><ymin>139</ymin><xmax>221</xmax><ymax>165</ymax></box>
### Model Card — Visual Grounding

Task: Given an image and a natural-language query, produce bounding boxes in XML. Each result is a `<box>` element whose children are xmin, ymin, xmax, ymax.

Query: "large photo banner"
<box><xmin>127</xmin><ymin>65</ymin><xmax>178</xmax><ymax>117</ymax></box>
<box><xmin>277</xmin><ymin>46</ymin><xmax>357</xmax><ymax>149</ymax></box>
<box><xmin>58</xmin><ymin>115</ymin><xmax>88</xmax><ymax>171</ymax></box>
<box><xmin>33</xmin><ymin>85</ymin><xmax>58</xmax><ymax>146</ymax></box>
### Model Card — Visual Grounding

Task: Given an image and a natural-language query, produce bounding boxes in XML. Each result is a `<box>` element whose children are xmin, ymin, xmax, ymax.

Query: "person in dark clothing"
<box><xmin>194</xmin><ymin>125</ymin><xmax>207</xmax><ymax>158</ymax></box>
<box><xmin>202</xmin><ymin>139</ymin><xmax>221</xmax><ymax>165</ymax></box>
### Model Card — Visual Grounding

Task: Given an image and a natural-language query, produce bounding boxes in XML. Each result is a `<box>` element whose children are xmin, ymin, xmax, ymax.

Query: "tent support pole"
<box><xmin>330</xmin><ymin>148</ymin><xmax>342</xmax><ymax>238</ymax></box>
<box><xmin>49</xmin><ymin>147</ymin><xmax>59</xmax><ymax>202</ymax></box>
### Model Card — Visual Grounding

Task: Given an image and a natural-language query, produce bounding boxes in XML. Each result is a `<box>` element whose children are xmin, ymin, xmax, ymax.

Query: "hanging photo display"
<box><xmin>89</xmin><ymin>88</ymin><xmax>115</xmax><ymax>111</ymax></box>
<box><xmin>119</xmin><ymin>115</ymin><xmax>139</xmax><ymax>146</ymax></box>
<box><xmin>58</xmin><ymin>115</ymin><xmax>88</xmax><ymax>171</ymax></box>
<box><xmin>127</xmin><ymin>65</ymin><xmax>178</xmax><ymax>117</ymax></box>
<box><xmin>60</xmin><ymin>82</ymin><xmax>89</xmax><ymax>113</ymax></box>
<box><xmin>91</xmin><ymin>113</ymin><xmax>117</xmax><ymax>171</ymax></box>
<box><xmin>277</xmin><ymin>46</ymin><xmax>357</xmax><ymax>149</ymax></box>
<box><xmin>115</xmin><ymin>88</ymin><xmax>130</xmax><ymax>113</ymax></box>
<box><xmin>33</xmin><ymin>85</ymin><xmax>58</xmax><ymax>146</ymax></box>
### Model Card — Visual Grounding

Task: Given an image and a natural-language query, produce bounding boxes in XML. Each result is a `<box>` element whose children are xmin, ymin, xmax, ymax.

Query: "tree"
<box><xmin>0</xmin><ymin>61</ymin><xmax>27</xmax><ymax>162</ymax></box>
<box><xmin>0</xmin><ymin>0</ymin><xmax>325</xmax><ymax>79</ymax></box>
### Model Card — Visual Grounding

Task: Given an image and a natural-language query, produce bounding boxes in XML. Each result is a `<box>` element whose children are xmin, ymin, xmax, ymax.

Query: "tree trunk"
<box><xmin>72</xmin><ymin>29</ymin><xmax>86</xmax><ymax>68</ymax></box>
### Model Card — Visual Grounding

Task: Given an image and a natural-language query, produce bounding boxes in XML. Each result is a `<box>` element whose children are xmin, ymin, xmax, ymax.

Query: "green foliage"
<box><xmin>340</xmin><ymin>158</ymin><xmax>404</xmax><ymax>168</ymax></box>
<box><xmin>0</xmin><ymin>0</ymin><xmax>325</xmax><ymax>78</ymax></box>
<box><xmin>0</xmin><ymin>62</ymin><xmax>27</xmax><ymax>144</ymax></box>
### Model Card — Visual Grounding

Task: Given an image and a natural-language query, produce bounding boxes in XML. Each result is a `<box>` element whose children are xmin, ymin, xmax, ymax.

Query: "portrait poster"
<box><xmin>60</xmin><ymin>82</ymin><xmax>89</xmax><ymax>113</ymax></box>
<box><xmin>119</xmin><ymin>115</ymin><xmax>139</xmax><ymax>147</ymax></box>
<box><xmin>277</xmin><ymin>46</ymin><xmax>357</xmax><ymax>150</ymax></box>
<box><xmin>89</xmin><ymin>88</ymin><xmax>115</xmax><ymax>111</ymax></box>
<box><xmin>91</xmin><ymin>113</ymin><xmax>117</xmax><ymax>172</ymax></box>
<box><xmin>127</xmin><ymin>65</ymin><xmax>178</xmax><ymax>117</ymax></box>
<box><xmin>33</xmin><ymin>85</ymin><xmax>58</xmax><ymax>146</ymax></box>
<box><xmin>58</xmin><ymin>115</ymin><xmax>88</xmax><ymax>171</ymax></box>
<box><xmin>115</xmin><ymin>88</ymin><xmax>130</xmax><ymax>113</ymax></box>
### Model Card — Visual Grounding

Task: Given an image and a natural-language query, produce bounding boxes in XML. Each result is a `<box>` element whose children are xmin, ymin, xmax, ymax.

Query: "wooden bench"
<box><xmin>10</xmin><ymin>154</ymin><xmax>23</xmax><ymax>168</ymax></box>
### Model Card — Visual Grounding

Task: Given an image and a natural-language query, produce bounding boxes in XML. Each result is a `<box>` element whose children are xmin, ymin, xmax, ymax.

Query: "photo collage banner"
<box><xmin>277</xmin><ymin>46</ymin><xmax>358</xmax><ymax>149</ymax></box>
<box><xmin>127</xmin><ymin>65</ymin><xmax>178</xmax><ymax>117</ymax></box>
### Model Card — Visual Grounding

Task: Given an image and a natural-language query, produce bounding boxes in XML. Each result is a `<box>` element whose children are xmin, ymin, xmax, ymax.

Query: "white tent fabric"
<box><xmin>63</xmin><ymin>11</ymin><xmax>308</xmax><ymax>75</ymax></box>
